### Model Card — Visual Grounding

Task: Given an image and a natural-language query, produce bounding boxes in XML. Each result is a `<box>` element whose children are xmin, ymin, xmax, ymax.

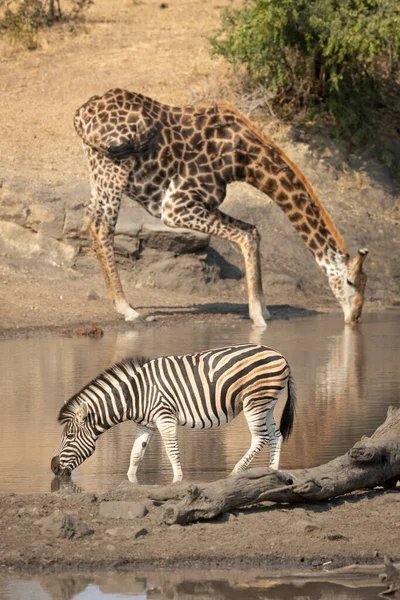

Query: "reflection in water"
<box><xmin>50</xmin><ymin>477</ymin><xmax>82</xmax><ymax>494</ymax></box>
<box><xmin>0</xmin><ymin>570</ymin><xmax>385</xmax><ymax>600</ymax></box>
<box><xmin>295</xmin><ymin>326</ymin><xmax>366</xmax><ymax>466</ymax></box>
<box><xmin>0</xmin><ymin>313</ymin><xmax>399</xmax><ymax>493</ymax></box>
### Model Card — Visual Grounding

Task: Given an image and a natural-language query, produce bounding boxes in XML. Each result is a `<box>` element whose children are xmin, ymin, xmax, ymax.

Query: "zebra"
<box><xmin>51</xmin><ymin>343</ymin><xmax>297</xmax><ymax>483</ymax></box>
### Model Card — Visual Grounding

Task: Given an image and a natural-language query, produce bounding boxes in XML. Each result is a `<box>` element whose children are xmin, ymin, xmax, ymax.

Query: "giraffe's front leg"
<box><xmin>89</xmin><ymin>190</ymin><xmax>143</xmax><ymax>323</ymax></box>
<box><xmin>241</xmin><ymin>227</ymin><xmax>271</xmax><ymax>327</ymax></box>
<box><xmin>127</xmin><ymin>425</ymin><xmax>155</xmax><ymax>483</ymax></box>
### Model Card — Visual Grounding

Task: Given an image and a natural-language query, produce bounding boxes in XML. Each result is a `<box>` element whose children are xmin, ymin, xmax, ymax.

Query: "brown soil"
<box><xmin>1</xmin><ymin>0</ymin><xmax>400</xmax><ymax>574</ymax></box>
<box><xmin>1</xmin><ymin>483</ymin><xmax>399</xmax><ymax>573</ymax></box>
<box><xmin>1</xmin><ymin>0</ymin><xmax>399</xmax><ymax>338</ymax></box>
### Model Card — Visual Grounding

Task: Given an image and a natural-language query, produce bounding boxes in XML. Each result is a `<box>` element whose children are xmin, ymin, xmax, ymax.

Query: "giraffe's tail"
<box><xmin>280</xmin><ymin>370</ymin><xmax>297</xmax><ymax>442</ymax></box>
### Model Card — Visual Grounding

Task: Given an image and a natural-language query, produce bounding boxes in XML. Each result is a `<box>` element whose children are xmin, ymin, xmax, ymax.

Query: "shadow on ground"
<box><xmin>138</xmin><ymin>303</ymin><xmax>319</xmax><ymax>321</ymax></box>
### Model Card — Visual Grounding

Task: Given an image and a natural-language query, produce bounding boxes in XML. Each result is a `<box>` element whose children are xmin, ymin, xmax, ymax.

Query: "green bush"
<box><xmin>209</xmin><ymin>0</ymin><xmax>400</xmax><ymax>157</ymax></box>
<box><xmin>0</xmin><ymin>0</ymin><xmax>93</xmax><ymax>49</ymax></box>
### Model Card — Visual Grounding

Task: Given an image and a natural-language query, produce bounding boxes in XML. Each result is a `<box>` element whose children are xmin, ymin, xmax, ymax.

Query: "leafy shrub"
<box><xmin>0</xmin><ymin>0</ymin><xmax>93</xmax><ymax>49</ymax></box>
<box><xmin>209</xmin><ymin>0</ymin><xmax>400</xmax><ymax>161</ymax></box>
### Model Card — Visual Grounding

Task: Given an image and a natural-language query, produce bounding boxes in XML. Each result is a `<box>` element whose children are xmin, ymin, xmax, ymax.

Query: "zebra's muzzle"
<box><xmin>51</xmin><ymin>455</ymin><xmax>71</xmax><ymax>477</ymax></box>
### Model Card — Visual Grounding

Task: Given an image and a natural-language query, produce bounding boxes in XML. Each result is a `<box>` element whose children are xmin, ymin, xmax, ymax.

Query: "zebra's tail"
<box><xmin>280</xmin><ymin>371</ymin><xmax>297</xmax><ymax>442</ymax></box>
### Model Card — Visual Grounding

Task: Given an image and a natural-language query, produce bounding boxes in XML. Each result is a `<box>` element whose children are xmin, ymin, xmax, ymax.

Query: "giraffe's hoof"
<box><xmin>252</xmin><ymin>320</ymin><xmax>268</xmax><ymax>329</ymax></box>
<box><xmin>264</xmin><ymin>308</ymin><xmax>272</xmax><ymax>321</ymax></box>
<box><xmin>124</xmin><ymin>308</ymin><xmax>144</xmax><ymax>323</ymax></box>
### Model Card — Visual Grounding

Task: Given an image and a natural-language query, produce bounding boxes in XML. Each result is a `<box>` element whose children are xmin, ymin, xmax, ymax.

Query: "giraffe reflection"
<box><xmin>32</xmin><ymin>570</ymin><xmax>380</xmax><ymax>600</ymax></box>
<box><xmin>39</xmin><ymin>574</ymin><xmax>90</xmax><ymax>600</ymax></box>
<box><xmin>294</xmin><ymin>326</ymin><xmax>365</xmax><ymax>467</ymax></box>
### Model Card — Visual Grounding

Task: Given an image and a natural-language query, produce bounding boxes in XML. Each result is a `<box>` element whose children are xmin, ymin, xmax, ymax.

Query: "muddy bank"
<box><xmin>1</xmin><ymin>481</ymin><xmax>399</xmax><ymax>573</ymax></box>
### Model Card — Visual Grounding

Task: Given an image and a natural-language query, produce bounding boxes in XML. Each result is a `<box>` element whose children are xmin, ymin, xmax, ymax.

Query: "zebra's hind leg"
<box><xmin>266</xmin><ymin>408</ymin><xmax>283</xmax><ymax>470</ymax></box>
<box><xmin>231</xmin><ymin>400</ymin><xmax>278</xmax><ymax>475</ymax></box>
<box><xmin>157</xmin><ymin>418</ymin><xmax>183</xmax><ymax>483</ymax></box>
<box><xmin>230</xmin><ymin>432</ymin><xmax>269</xmax><ymax>475</ymax></box>
<box><xmin>127</xmin><ymin>425</ymin><xmax>155</xmax><ymax>483</ymax></box>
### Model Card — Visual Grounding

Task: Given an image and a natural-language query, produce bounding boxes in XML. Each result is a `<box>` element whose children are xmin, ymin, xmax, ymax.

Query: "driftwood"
<box><xmin>148</xmin><ymin>406</ymin><xmax>400</xmax><ymax>525</ymax></box>
<box><xmin>379</xmin><ymin>556</ymin><xmax>400</xmax><ymax>597</ymax></box>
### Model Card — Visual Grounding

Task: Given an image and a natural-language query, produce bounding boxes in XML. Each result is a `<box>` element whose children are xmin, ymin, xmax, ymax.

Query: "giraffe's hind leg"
<box><xmin>162</xmin><ymin>189</ymin><xmax>270</xmax><ymax>327</ymax></box>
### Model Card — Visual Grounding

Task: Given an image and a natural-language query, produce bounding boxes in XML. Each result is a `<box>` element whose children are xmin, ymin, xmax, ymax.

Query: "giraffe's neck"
<box><xmin>244</xmin><ymin>140</ymin><xmax>347</xmax><ymax>270</ymax></box>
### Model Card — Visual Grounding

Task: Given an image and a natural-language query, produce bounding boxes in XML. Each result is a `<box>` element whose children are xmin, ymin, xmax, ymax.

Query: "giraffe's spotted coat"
<box><xmin>74</xmin><ymin>88</ymin><xmax>368</xmax><ymax>326</ymax></box>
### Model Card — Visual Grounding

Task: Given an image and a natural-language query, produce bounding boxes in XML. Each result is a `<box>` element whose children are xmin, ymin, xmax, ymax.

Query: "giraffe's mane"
<box><xmin>57</xmin><ymin>356</ymin><xmax>149</xmax><ymax>424</ymax></box>
<box><xmin>213</xmin><ymin>102</ymin><xmax>348</xmax><ymax>254</ymax></box>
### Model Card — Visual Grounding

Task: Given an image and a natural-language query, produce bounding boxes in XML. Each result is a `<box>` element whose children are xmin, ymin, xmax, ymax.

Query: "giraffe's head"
<box><xmin>51</xmin><ymin>401</ymin><xmax>96</xmax><ymax>477</ymax></box>
<box><xmin>325</xmin><ymin>248</ymin><xmax>368</xmax><ymax>324</ymax></box>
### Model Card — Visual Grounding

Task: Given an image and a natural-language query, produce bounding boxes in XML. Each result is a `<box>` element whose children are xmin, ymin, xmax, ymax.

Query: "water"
<box><xmin>0</xmin><ymin>569</ymin><xmax>386</xmax><ymax>599</ymax></box>
<box><xmin>0</xmin><ymin>312</ymin><xmax>399</xmax><ymax>494</ymax></box>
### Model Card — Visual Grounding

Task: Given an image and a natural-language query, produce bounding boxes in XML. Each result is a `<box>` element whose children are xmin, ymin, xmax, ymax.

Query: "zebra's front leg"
<box><xmin>157</xmin><ymin>418</ymin><xmax>183</xmax><ymax>483</ymax></box>
<box><xmin>127</xmin><ymin>425</ymin><xmax>155</xmax><ymax>483</ymax></box>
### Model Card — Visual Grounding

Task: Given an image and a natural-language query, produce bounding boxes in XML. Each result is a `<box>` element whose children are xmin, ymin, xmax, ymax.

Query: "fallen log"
<box><xmin>149</xmin><ymin>406</ymin><xmax>400</xmax><ymax>525</ymax></box>
<box><xmin>379</xmin><ymin>556</ymin><xmax>400</xmax><ymax>598</ymax></box>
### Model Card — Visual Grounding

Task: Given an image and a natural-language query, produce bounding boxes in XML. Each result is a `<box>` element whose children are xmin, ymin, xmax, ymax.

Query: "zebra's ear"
<box><xmin>76</xmin><ymin>402</ymin><xmax>89</xmax><ymax>423</ymax></box>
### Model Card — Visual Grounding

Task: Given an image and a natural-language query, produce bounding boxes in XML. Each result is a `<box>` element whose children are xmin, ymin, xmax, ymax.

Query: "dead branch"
<box><xmin>148</xmin><ymin>406</ymin><xmax>400</xmax><ymax>525</ymax></box>
<box><xmin>379</xmin><ymin>556</ymin><xmax>400</xmax><ymax>597</ymax></box>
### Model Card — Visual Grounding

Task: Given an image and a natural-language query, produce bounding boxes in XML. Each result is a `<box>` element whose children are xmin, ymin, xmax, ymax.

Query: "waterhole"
<box><xmin>0</xmin><ymin>569</ymin><xmax>385</xmax><ymax>599</ymax></box>
<box><xmin>0</xmin><ymin>312</ymin><xmax>399</xmax><ymax>493</ymax></box>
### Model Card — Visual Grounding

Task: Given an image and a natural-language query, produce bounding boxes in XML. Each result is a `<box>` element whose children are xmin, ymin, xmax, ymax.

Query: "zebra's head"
<box><xmin>51</xmin><ymin>401</ymin><xmax>96</xmax><ymax>477</ymax></box>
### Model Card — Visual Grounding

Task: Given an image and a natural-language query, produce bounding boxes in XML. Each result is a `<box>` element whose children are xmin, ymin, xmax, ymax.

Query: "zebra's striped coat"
<box><xmin>51</xmin><ymin>343</ymin><xmax>296</xmax><ymax>483</ymax></box>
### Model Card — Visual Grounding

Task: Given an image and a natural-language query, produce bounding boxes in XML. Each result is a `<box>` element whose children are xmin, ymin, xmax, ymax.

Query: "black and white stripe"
<box><xmin>51</xmin><ymin>343</ymin><xmax>296</xmax><ymax>482</ymax></box>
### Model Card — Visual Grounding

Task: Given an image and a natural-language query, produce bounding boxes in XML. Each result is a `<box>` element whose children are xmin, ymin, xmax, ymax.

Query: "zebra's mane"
<box><xmin>57</xmin><ymin>356</ymin><xmax>149</xmax><ymax>424</ymax></box>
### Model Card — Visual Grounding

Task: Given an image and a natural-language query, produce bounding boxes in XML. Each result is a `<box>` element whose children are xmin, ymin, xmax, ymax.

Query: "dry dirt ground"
<box><xmin>1</xmin><ymin>482</ymin><xmax>400</xmax><ymax>573</ymax></box>
<box><xmin>0</xmin><ymin>0</ymin><xmax>400</xmax><ymax>575</ymax></box>
<box><xmin>0</xmin><ymin>0</ymin><xmax>399</xmax><ymax>337</ymax></box>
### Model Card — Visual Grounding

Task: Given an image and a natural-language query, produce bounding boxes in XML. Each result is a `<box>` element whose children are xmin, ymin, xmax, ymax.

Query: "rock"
<box><xmin>139</xmin><ymin>223</ymin><xmax>209</xmax><ymax>254</ymax></box>
<box><xmin>132</xmin><ymin>249</ymin><xmax>226</xmax><ymax>292</ymax></box>
<box><xmin>63</xmin><ymin>209</ymin><xmax>84</xmax><ymax>238</ymax></box>
<box><xmin>87</xmin><ymin>289</ymin><xmax>100</xmax><ymax>301</ymax></box>
<box><xmin>39</xmin><ymin>510</ymin><xmax>65</xmax><ymax>534</ymax></box>
<box><xmin>39</xmin><ymin>218</ymin><xmax>64</xmax><ymax>239</ymax></box>
<box><xmin>287</xmin><ymin>510</ymin><xmax>321</xmax><ymax>534</ymax></box>
<box><xmin>294</xmin><ymin>519</ymin><xmax>321</xmax><ymax>534</ymax></box>
<box><xmin>58</xmin><ymin>515</ymin><xmax>94</xmax><ymax>540</ymax></box>
<box><xmin>114</xmin><ymin>233</ymin><xmax>140</xmax><ymax>258</ymax></box>
<box><xmin>0</xmin><ymin>221</ymin><xmax>78</xmax><ymax>267</ymax></box>
<box><xmin>0</xmin><ymin>197</ymin><xmax>29</xmax><ymax>226</ymax></box>
<box><xmin>99</xmin><ymin>501</ymin><xmax>149</xmax><ymax>520</ymax></box>
<box><xmin>114</xmin><ymin>202</ymin><xmax>142</xmax><ymax>237</ymax></box>
<box><xmin>25</xmin><ymin>205</ymin><xmax>57</xmax><ymax>228</ymax></box>
<box><xmin>115</xmin><ymin>201</ymin><xmax>209</xmax><ymax>255</ymax></box>
<box><xmin>39</xmin><ymin>510</ymin><xmax>93</xmax><ymax>539</ymax></box>
<box><xmin>134</xmin><ymin>527</ymin><xmax>148</xmax><ymax>538</ymax></box>
<box><xmin>326</xmin><ymin>533</ymin><xmax>351</xmax><ymax>541</ymax></box>
<box><xmin>105</xmin><ymin>528</ymin><xmax>120</xmax><ymax>537</ymax></box>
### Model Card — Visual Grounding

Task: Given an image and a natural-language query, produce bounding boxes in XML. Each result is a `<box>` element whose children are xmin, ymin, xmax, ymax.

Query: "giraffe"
<box><xmin>73</xmin><ymin>88</ymin><xmax>368</xmax><ymax>327</ymax></box>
